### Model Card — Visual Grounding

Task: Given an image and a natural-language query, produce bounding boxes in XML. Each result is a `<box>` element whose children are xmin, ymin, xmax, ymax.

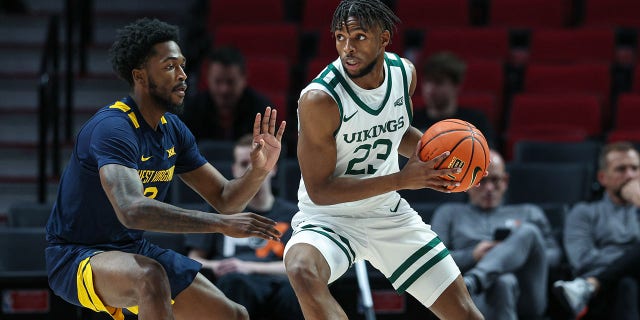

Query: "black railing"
<box><xmin>37</xmin><ymin>15</ymin><xmax>60</xmax><ymax>203</ymax></box>
<box><xmin>37</xmin><ymin>0</ymin><xmax>92</xmax><ymax>202</ymax></box>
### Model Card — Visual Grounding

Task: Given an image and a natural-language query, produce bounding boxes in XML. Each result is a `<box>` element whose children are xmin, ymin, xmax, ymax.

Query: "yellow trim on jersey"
<box><xmin>109</xmin><ymin>101</ymin><xmax>140</xmax><ymax>128</ymax></box>
<box><xmin>127</xmin><ymin>113</ymin><xmax>140</xmax><ymax>128</ymax></box>
<box><xmin>108</xmin><ymin>101</ymin><xmax>130</xmax><ymax>113</ymax></box>
<box><xmin>160</xmin><ymin>116</ymin><xmax>167</xmax><ymax>124</ymax></box>
<box><xmin>76</xmin><ymin>255</ymin><xmax>140</xmax><ymax>320</ymax></box>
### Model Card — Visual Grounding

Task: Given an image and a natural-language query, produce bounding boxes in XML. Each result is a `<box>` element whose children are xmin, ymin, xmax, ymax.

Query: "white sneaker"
<box><xmin>553</xmin><ymin>278</ymin><xmax>593</xmax><ymax>316</ymax></box>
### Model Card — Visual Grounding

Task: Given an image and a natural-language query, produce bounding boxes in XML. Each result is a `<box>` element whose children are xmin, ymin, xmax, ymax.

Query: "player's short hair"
<box><xmin>208</xmin><ymin>46</ymin><xmax>246</xmax><ymax>73</ymax></box>
<box><xmin>109</xmin><ymin>18</ymin><xmax>180</xmax><ymax>86</ymax></box>
<box><xmin>422</xmin><ymin>52</ymin><xmax>467</xmax><ymax>85</ymax></box>
<box><xmin>331</xmin><ymin>0</ymin><xmax>400</xmax><ymax>38</ymax></box>
<box><xmin>599</xmin><ymin>141</ymin><xmax>639</xmax><ymax>170</ymax></box>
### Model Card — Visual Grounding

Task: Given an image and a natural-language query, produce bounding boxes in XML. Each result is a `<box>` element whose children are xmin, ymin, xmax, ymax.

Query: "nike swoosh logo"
<box><xmin>393</xmin><ymin>96</ymin><xmax>404</xmax><ymax>107</ymax></box>
<box><xmin>390</xmin><ymin>199</ymin><xmax>401</xmax><ymax>212</ymax></box>
<box><xmin>343</xmin><ymin>111</ymin><xmax>358</xmax><ymax>122</ymax></box>
<box><xmin>470</xmin><ymin>166</ymin><xmax>483</xmax><ymax>186</ymax></box>
<box><xmin>141</xmin><ymin>155</ymin><xmax>152</xmax><ymax>161</ymax></box>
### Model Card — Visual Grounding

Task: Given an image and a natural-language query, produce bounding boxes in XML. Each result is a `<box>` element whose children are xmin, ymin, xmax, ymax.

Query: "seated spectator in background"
<box><xmin>181</xmin><ymin>47</ymin><xmax>272</xmax><ymax>141</ymax></box>
<box><xmin>431</xmin><ymin>149</ymin><xmax>561</xmax><ymax>320</ymax></box>
<box><xmin>554</xmin><ymin>141</ymin><xmax>640</xmax><ymax>319</ymax></box>
<box><xmin>185</xmin><ymin>134</ymin><xmax>302</xmax><ymax>320</ymax></box>
<box><xmin>413</xmin><ymin>52</ymin><xmax>495</xmax><ymax>147</ymax></box>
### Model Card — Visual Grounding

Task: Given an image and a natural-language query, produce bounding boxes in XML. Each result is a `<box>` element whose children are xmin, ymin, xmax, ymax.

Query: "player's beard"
<box><xmin>344</xmin><ymin>56</ymin><xmax>378</xmax><ymax>79</ymax></box>
<box><xmin>148</xmin><ymin>76</ymin><xmax>184</xmax><ymax>114</ymax></box>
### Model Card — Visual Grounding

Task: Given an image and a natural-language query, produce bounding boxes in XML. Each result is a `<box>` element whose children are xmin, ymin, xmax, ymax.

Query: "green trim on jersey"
<box><xmin>299</xmin><ymin>224</ymin><xmax>356</xmax><ymax>266</ymax></box>
<box><xmin>389</xmin><ymin>53</ymin><xmax>413</xmax><ymax>124</ymax></box>
<box><xmin>312</xmin><ymin>67</ymin><xmax>344</xmax><ymax>136</ymax></box>
<box><xmin>388</xmin><ymin>237</ymin><xmax>451</xmax><ymax>294</ymax></box>
<box><xmin>310</xmin><ymin>53</ymin><xmax>412</xmax><ymax>136</ymax></box>
<box><xmin>325</xmin><ymin>56</ymin><xmax>393</xmax><ymax>116</ymax></box>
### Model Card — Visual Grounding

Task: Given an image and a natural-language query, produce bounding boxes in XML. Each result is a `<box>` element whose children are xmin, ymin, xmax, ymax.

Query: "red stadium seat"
<box><xmin>489</xmin><ymin>0</ymin><xmax>570</xmax><ymax>28</ymax></box>
<box><xmin>245</xmin><ymin>57</ymin><xmax>291</xmax><ymax>122</ymax></box>
<box><xmin>584</xmin><ymin>0</ymin><xmax>640</xmax><ymax>28</ymax></box>
<box><xmin>505</xmin><ymin>93</ymin><xmax>602</xmax><ymax>159</ymax></box>
<box><xmin>509</xmin><ymin>94</ymin><xmax>602</xmax><ymax>136</ymax></box>
<box><xmin>420</xmin><ymin>28</ymin><xmax>509</xmax><ymax>63</ymax></box>
<box><xmin>608</xmin><ymin>129</ymin><xmax>640</xmax><ymax>143</ymax></box>
<box><xmin>523</xmin><ymin>63</ymin><xmax>612</xmax><ymax>125</ymax></box>
<box><xmin>631</xmin><ymin>66</ymin><xmax>640</xmax><ymax>93</ymax></box>
<box><xmin>213</xmin><ymin>24</ymin><xmax>300</xmax><ymax>63</ymax></box>
<box><xmin>395</xmin><ymin>0</ymin><xmax>470</xmax><ymax>29</ymax></box>
<box><xmin>301</xmin><ymin>0</ymin><xmax>341</xmax><ymax>33</ymax></box>
<box><xmin>462</xmin><ymin>60</ymin><xmax>505</xmax><ymax>106</ymax></box>
<box><xmin>524</xmin><ymin>63</ymin><xmax>611</xmax><ymax>103</ymax></box>
<box><xmin>245</xmin><ymin>56</ymin><xmax>291</xmax><ymax>98</ymax></box>
<box><xmin>207</xmin><ymin>0</ymin><xmax>285</xmax><ymax>32</ymax></box>
<box><xmin>529</xmin><ymin>28</ymin><xmax>615</xmax><ymax>64</ymax></box>
<box><xmin>615</xmin><ymin>94</ymin><xmax>640</xmax><ymax>130</ymax></box>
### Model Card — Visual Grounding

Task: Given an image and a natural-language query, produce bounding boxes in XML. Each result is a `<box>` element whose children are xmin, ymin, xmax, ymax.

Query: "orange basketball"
<box><xmin>419</xmin><ymin>119</ymin><xmax>490</xmax><ymax>192</ymax></box>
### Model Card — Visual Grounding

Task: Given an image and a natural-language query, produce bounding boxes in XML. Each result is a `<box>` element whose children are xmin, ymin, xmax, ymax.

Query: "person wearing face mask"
<box><xmin>181</xmin><ymin>46</ymin><xmax>272</xmax><ymax>142</ymax></box>
<box><xmin>553</xmin><ymin>141</ymin><xmax>640</xmax><ymax>320</ymax></box>
<box><xmin>413</xmin><ymin>52</ymin><xmax>495</xmax><ymax>148</ymax></box>
<box><xmin>430</xmin><ymin>150</ymin><xmax>561</xmax><ymax>320</ymax></box>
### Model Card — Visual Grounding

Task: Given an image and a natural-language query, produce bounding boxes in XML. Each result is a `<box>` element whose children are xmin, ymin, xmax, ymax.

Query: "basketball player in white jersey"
<box><xmin>283</xmin><ymin>1</ymin><xmax>483</xmax><ymax>319</ymax></box>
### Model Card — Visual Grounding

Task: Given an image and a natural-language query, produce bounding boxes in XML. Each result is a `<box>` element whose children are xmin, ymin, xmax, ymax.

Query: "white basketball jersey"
<box><xmin>297</xmin><ymin>52</ymin><xmax>413</xmax><ymax>213</ymax></box>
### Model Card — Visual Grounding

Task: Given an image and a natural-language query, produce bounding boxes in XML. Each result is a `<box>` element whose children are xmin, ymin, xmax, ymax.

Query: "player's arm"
<box><xmin>99</xmin><ymin>164</ymin><xmax>281</xmax><ymax>240</ymax></box>
<box><xmin>180</xmin><ymin>107</ymin><xmax>286</xmax><ymax>214</ymax></box>
<box><xmin>398</xmin><ymin>57</ymin><xmax>422</xmax><ymax>158</ymax></box>
<box><xmin>298</xmin><ymin>90</ymin><xmax>459</xmax><ymax>205</ymax></box>
<box><xmin>179</xmin><ymin>162</ymin><xmax>269</xmax><ymax>214</ymax></box>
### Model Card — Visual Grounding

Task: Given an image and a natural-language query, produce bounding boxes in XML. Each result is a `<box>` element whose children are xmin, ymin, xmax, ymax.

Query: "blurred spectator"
<box><xmin>413</xmin><ymin>52</ymin><xmax>495</xmax><ymax>147</ymax></box>
<box><xmin>554</xmin><ymin>141</ymin><xmax>640</xmax><ymax>319</ymax></box>
<box><xmin>181</xmin><ymin>47</ymin><xmax>272</xmax><ymax>141</ymax></box>
<box><xmin>431</xmin><ymin>149</ymin><xmax>561</xmax><ymax>320</ymax></box>
<box><xmin>185</xmin><ymin>134</ymin><xmax>301</xmax><ymax>319</ymax></box>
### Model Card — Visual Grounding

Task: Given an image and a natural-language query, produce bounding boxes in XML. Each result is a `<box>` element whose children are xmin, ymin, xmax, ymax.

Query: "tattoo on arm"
<box><xmin>99</xmin><ymin>164</ymin><xmax>220</xmax><ymax>232</ymax></box>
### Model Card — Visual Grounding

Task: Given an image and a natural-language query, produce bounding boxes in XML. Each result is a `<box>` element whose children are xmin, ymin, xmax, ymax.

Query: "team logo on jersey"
<box><xmin>343</xmin><ymin>110</ymin><xmax>358</xmax><ymax>122</ymax></box>
<box><xmin>166</xmin><ymin>146</ymin><xmax>176</xmax><ymax>158</ymax></box>
<box><xmin>393</xmin><ymin>96</ymin><xmax>404</xmax><ymax>107</ymax></box>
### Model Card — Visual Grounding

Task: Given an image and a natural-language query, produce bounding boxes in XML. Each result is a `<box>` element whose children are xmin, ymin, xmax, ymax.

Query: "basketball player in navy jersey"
<box><xmin>284</xmin><ymin>1</ymin><xmax>483</xmax><ymax>319</ymax></box>
<box><xmin>45</xmin><ymin>19</ymin><xmax>284</xmax><ymax>320</ymax></box>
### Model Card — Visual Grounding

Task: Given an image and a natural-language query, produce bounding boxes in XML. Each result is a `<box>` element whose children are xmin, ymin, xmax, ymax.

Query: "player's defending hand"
<box><xmin>251</xmin><ymin>107</ymin><xmax>286</xmax><ymax>173</ymax></box>
<box><xmin>218</xmin><ymin>212</ymin><xmax>282</xmax><ymax>241</ymax></box>
<box><xmin>399</xmin><ymin>141</ymin><xmax>462</xmax><ymax>192</ymax></box>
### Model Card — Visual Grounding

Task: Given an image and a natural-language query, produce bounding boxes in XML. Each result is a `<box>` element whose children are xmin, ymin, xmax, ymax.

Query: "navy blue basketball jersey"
<box><xmin>46</xmin><ymin>96</ymin><xmax>207</xmax><ymax>245</ymax></box>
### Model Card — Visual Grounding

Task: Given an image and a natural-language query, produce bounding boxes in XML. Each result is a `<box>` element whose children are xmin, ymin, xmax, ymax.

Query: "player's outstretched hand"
<box><xmin>217</xmin><ymin>212</ymin><xmax>282</xmax><ymax>241</ymax></box>
<box><xmin>399</xmin><ymin>141</ymin><xmax>461</xmax><ymax>192</ymax></box>
<box><xmin>251</xmin><ymin>107</ymin><xmax>286</xmax><ymax>173</ymax></box>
